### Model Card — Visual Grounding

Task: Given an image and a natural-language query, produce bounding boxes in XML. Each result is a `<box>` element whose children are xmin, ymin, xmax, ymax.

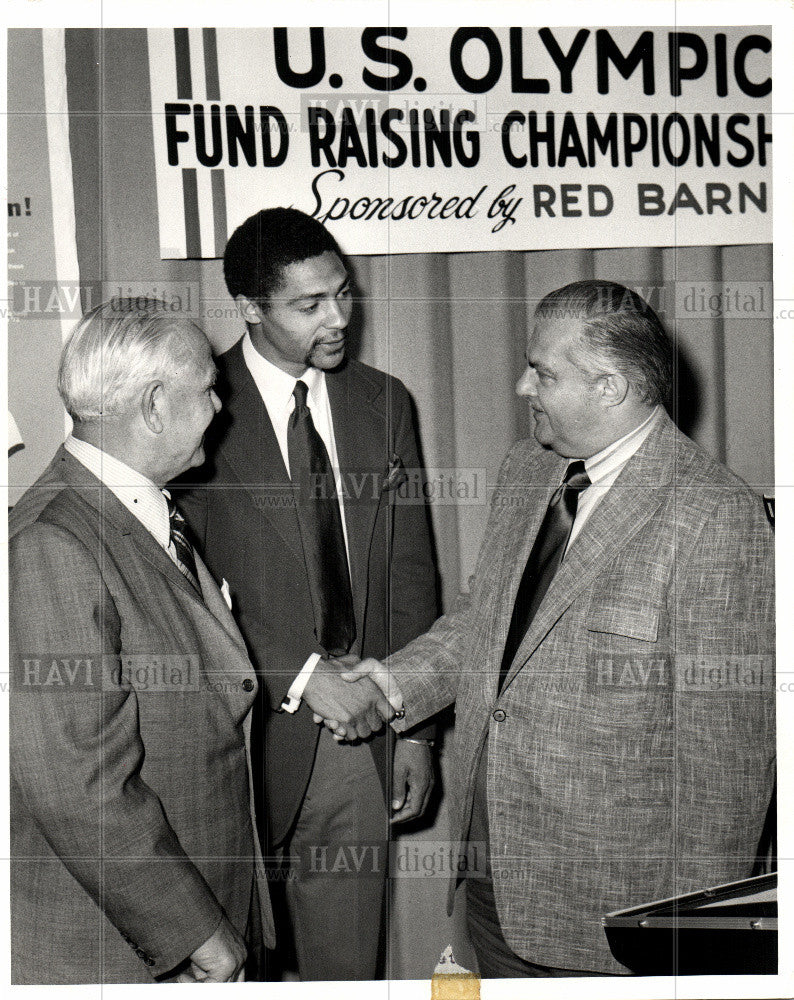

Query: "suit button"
<box><xmin>492</xmin><ymin>709</ymin><xmax>506</xmax><ymax>722</ymax></box>
<box><xmin>242</xmin><ymin>678</ymin><xmax>255</xmax><ymax>692</ymax></box>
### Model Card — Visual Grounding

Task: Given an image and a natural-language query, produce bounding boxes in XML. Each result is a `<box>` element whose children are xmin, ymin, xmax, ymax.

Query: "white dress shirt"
<box><xmin>565</xmin><ymin>406</ymin><xmax>661</xmax><ymax>554</ymax></box>
<box><xmin>242</xmin><ymin>332</ymin><xmax>351</xmax><ymax>557</ymax></box>
<box><xmin>64</xmin><ymin>435</ymin><xmax>184</xmax><ymax>568</ymax></box>
<box><xmin>242</xmin><ymin>331</ymin><xmax>352</xmax><ymax>708</ymax></box>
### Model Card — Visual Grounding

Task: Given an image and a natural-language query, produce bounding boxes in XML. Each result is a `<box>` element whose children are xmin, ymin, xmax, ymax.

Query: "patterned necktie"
<box><xmin>287</xmin><ymin>380</ymin><xmax>355</xmax><ymax>656</ymax></box>
<box><xmin>162</xmin><ymin>489</ymin><xmax>202</xmax><ymax>596</ymax></box>
<box><xmin>498</xmin><ymin>460</ymin><xmax>591</xmax><ymax>691</ymax></box>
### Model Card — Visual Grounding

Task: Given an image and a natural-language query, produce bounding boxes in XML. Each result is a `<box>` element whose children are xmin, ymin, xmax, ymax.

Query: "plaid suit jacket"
<box><xmin>9</xmin><ymin>449</ymin><xmax>275</xmax><ymax>983</ymax></box>
<box><xmin>391</xmin><ymin>411</ymin><xmax>775</xmax><ymax>973</ymax></box>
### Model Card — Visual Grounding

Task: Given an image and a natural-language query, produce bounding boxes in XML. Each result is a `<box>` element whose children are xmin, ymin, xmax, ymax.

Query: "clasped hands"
<box><xmin>303</xmin><ymin>653</ymin><xmax>403</xmax><ymax>742</ymax></box>
<box><xmin>303</xmin><ymin>657</ymin><xmax>434</xmax><ymax>823</ymax></box>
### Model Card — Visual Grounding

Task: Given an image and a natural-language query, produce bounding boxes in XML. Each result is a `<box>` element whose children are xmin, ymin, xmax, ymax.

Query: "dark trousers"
<box><xmin>267</xmin><ymin>726</ymin><xmax>389</xmax><ymax>981</ymax></box>
<box><xmin>465</xmin><ymin>740</ymin><xmax>609</xmax><ymax>979</ymax></box>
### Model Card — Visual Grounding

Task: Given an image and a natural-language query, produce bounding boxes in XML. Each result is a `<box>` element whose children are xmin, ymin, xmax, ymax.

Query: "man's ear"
<box><xmin>236</xmin><ymin>295</ymin><xmax>264</xmax><ymax>325</ymax></box>
<box><xmin>598</xmin><ymin>372</ymin><xmax>629</xmax><ymax>407</ymax></box>
<box><xmin>141</xmin><ymin>381</ymin><xmax>165</xmax><ymax>434</ymax></box>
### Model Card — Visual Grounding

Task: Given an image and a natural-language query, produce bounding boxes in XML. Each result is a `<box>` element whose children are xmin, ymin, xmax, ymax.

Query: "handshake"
<box><xmin>303</xmin><ymin>654</ymin><xmax>404</xmax><ymax>742</ymax></box>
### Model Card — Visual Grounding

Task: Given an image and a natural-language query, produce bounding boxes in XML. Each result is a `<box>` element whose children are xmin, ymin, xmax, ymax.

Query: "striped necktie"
<box><xmin>162</xmin><ymin>489</ymin><xmax>202</xmax><ymax>596</ymax></box>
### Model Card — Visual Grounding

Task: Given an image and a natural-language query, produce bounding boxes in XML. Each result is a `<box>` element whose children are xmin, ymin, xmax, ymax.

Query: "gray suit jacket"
<box><xmin>9</xmin><ymin>448</ymin><xmax>275</xmax><ymax>984</ymax></box>
<box><xmin>390</xmin><ymin>411</ymin><xmax>775</xmax><ymax>973</ymax></box>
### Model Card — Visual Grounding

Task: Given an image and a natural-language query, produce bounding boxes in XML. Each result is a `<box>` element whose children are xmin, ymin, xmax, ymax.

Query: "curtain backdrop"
<box><xmin>8</xmin><ymin>28</ymin><xmax>775</xmax><ymax>977</ymax></box>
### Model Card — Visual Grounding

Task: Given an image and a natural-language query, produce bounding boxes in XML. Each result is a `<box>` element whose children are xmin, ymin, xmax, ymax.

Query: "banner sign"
<box><xmin>147</xmin><ymin>26</ymin><xmax>772</xmax><ymax>257</ymax></box>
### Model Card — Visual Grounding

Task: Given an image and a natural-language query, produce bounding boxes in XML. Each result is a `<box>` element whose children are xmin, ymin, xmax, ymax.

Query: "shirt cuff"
<box><xmin>280</xmin><ymin>653</ymin><xmax>322</xmax><ymax>713</ymax></box>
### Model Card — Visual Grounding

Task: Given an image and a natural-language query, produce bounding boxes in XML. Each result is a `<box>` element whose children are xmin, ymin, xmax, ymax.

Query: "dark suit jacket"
<box><xmin>9</xmin><ymin>449</ymin><xmax>275</xmax><ymax>984</ymax></box>
<box><xmin>391</xmin><ymin>411</ymin><xmax>775</xmax><ymax>973</ymax></box>
<box><xmin>176</xmin><ymin>339</ymin><xmax>438</xmax><ymax>845</ymax></box>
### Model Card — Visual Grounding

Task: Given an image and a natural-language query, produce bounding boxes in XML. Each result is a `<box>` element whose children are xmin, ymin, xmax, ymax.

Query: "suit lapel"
<box><xmin>326</xmin><ymin>364</ymin><xmax>387</xmax><ymax>637</ymax></box>
<box><xmin>108</xmin><ymin>499</ymin><xmax>254</xmax><ymax>716</ymax></box>
<box><xmin>499</xmin><ymin>413</ymin><xmax>677</xmax><ymax>694</ymax></box>
<box><xmin>218</xmin><ymin>346</ymin><xmax>391</xmax><ymax>641</ymax></box>
<box><xmin>488</xmin><ymin>445</ymin><xmax>566</xmax><ymax>665</ymax></box>
<box><xmin>58</xmin><ymin>450</ymin><xmax>251</xmax><ymax>650</ymax></box>
<box><xmin>58</xmin><ymin>451</ymin><xmax>200</xmax><ymax>598</ymax></box>
<box><xmin>192</xmin><ymin>553</ymin><xmax>256</xmax><ymax>721</ymax></box>
<box><xmin>195</xmin><ymin>553</ymin><xmax>250</xmax><ymax>652</ymax></box>
<box><xmin>457</xmin><ymin>444</ymin><xmax>564</xmax><ymax>703</ymax></box>
<box><xmin>216</xmin><ymin>341</ymin><xmax>304</xmax><ymax>561</ymax></box>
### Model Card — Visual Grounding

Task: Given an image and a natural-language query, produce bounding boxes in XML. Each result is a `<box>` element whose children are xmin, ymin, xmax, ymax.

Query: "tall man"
<box><xmin>10</xmin><ymin>299</ymin><xmax>274</xmax><ymax>983</ymax></box>
<box><xmin>176</xmin><ymin>208</ymin><xmax>438</xmax><ymax>980</ymax></box>
<box><xmin>348</xmin><ymin>280</ymin><xmax>775</xmax><ymax>976</ymax></box>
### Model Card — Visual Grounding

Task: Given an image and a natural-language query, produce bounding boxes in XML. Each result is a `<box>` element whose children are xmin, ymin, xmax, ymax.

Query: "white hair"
<box><xmin>58</xmin><ymin>298</ymin><xmax>194</xmax><ymax>421</ymax></box>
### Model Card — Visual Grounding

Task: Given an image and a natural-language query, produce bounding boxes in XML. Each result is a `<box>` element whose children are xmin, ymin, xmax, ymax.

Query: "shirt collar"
<box><xmin>583</xmin><ymin>406</ymin><xmax>661</xmax><ymax>486</ymax></box>
<box><xmin>242</xmin><ymin>330</ymin><xmax>325</xmax><ymax>412</ymax></box>
<box><xmin>64</xmin><ymin>434</ymin><xmax>171</xmax><ymax>549</ymax></box>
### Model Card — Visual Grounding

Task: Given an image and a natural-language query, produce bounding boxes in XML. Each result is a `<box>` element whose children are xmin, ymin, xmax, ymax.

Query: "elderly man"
<box><xmin>345</xmin><ymin>280</ymin><xmax>775</xmax><ymax>976</ymax></box>
<box><xmin>9</xmin><ymin>299</ymin><xmax>274</xmax><ymax>984</ymax></box>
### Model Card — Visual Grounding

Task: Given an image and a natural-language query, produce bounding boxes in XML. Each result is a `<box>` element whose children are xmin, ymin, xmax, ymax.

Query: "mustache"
<box><xmin>304</xmin><ymin>333</ymin><xmax>346</xmax><ymax>366</ymax></box>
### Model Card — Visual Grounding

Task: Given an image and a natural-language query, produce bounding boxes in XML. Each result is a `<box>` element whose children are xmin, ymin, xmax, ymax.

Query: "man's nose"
<box><xmin>516</xmin><ymin>367</ymin><xmax>537</xmax><ymax>397</ymax></box>
<box><xmin>210</xmin><ymin>389</ymin><xmax>222</xmax><ymax>413</ymax></box>
<box><xmin>325</xmin><ymin>298</ymin><xmax>348</xmax><ymax>329</ymax></box>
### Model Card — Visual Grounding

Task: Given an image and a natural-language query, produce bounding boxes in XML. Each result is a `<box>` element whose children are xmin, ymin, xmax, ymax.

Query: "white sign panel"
<box><xmin>148</xmin><ymin>26</ymin><xmax>772</xmax><ymax>257</ymax></box>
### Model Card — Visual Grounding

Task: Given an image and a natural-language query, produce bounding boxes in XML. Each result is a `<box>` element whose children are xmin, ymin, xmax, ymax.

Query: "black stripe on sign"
<box><xmin>182</xmin><ymin>168</ymin><xmax>201</xmax><ymax>258</ymax></box>
<box><xmin>203</xmin><ymin>28</ymin><xmax>220</xmax><ymax>101</ymax></box>
<box><xmin>174</xmin><ymin>28</ymin><xmax>192</xmax><ymax>100</ymax></box>
<box><xmin>211</xmin><ymin>170</ymin><xmax>228</xmax><ymax>258</ymax></box>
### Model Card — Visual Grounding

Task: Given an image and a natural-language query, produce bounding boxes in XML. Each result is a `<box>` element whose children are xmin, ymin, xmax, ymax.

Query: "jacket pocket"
<box><xmin>585</xmin><ymin>605</ymin><xmax>659</xmax><ymax>642</ymax></box>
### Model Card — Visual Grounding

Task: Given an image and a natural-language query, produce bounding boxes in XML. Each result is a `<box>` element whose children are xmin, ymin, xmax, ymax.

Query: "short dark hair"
<box><xmin>223</xmin><ymin>207</ymin><xmax>342</xmax><ymax>306</ymax></box>
<box><xmin>535</xmin><ymin>280</ymin><xmax>673</xmax><ymax>405</ymax></box>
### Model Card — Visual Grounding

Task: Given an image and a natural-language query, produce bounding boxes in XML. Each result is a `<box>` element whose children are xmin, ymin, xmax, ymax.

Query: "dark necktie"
<box><xmin>498</xmin><ymin>460</ymin><xmax>591</xmax><ymax>691</ymax></box>
<box><xmin>287</xmin><ymin>380</ymin><xmax>355</xmax><ymax>656</ymax></box>
<box><xmin>162</xmin><ymin>489</ymin><xmax>202</xmax><ymax>596</ymax></box>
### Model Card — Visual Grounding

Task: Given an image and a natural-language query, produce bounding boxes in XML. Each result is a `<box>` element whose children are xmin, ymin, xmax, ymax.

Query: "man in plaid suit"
<box><xmin>345</xmin><ymin>280</ymin><xmax>775</xmax><ymax>976</ymax></box>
